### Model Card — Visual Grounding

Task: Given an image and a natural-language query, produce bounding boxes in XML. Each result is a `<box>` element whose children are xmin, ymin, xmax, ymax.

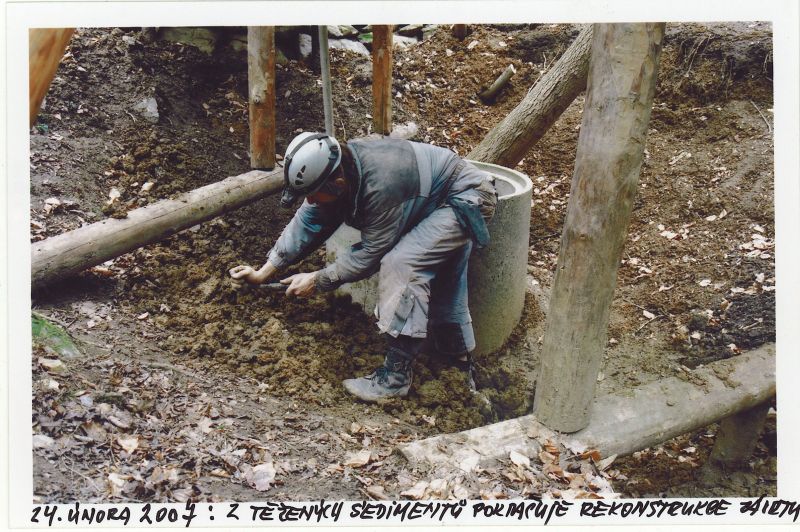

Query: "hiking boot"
<box><xmin>343</xmin><ymin>356</ymin><xmax>413</xmax><ymax>402</ymax></box>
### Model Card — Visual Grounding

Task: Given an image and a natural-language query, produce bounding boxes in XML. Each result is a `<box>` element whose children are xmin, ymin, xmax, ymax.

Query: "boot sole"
<box><xmin>342</xmin><ymin>379</ymin><xmax>410</xmax><ymax>402</ymax></box>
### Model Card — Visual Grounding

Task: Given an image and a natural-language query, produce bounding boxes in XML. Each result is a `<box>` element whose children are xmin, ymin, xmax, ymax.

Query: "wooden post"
<box><xmin>371</xmin><ymin>25</ymin><xmax>393</xmax><ymax>135</ymax></box>
<box><xmin>478</xmin><ymin>64</ymin><xmax>516</xmax><ymax>103</ymax></box>
<box><xmin>247</xmin><ymin>27</ymin><xmax>276</xmax><ymax>169</ymax></box>
<box><xmin>533</xmin><ymin>23</ymin><xmax>666</xmax><ymax>433</ymax></box>
<box><xmin>318</xmin><ymin>26</ymin><xmax>334</xmax><ymax>136</ymax></box>
<box><xmin>452</xmin><ymin>24</ymin><xmax>468</xmax><ymax>40</ymax></box>
<box><xmin>29</xmin><ymin>28</ymin><xmax>75</xmax><ymax>126</ymax></box>
<box><xmin>706</xmin><ymin>402</ymin><xmax>771</xmax><ymax>469</ymax></box>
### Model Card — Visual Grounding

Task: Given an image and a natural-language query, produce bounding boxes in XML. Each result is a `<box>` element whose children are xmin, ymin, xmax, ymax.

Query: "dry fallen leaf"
<box><xmin>579</xmin><ymin>449</ymin><xmax>602</xmax><ymax>462</ymax></box>
<box><xmin>198</xmin><ymin>417</ymin><xmax>213</xmax><ymax>434</ymax></box>
<box><xmin>365</xmin><ymin>485</ymin><xmax>390</xmax><ymax>500</ymax></box>
<box><xmin>247</xmin><ymin>462</ymin><xmax>276</xmax><ymax>492</ymax></box>
<box><xmin>452</xmin><ymin>483</ymin><xmax>470</xmax><ymax>499</ymax></box>
<box><xmin>595</xmin><ymin>454</ymin><xmax>617</xmax><ymax>471</ymax></box>
<box><xmin>80</xmin><ymin>421</ymin><xmax>108</xmax><ymax>442</ymax></box>
<box><xmin>343</xmin><ymin>450</ymin><xmax>372</xmax><ymax>467</ymax></box>
<box><xmin>401</xmin><ymin>480</ymin><xmax>429</xmax><ymax>500</ymax></box>
<box><xmin>117</xmin><ymin>435</ymin><xmax>139</xmax><ymax>453</ymax></box>
<box><xmin>107</xmin><ymin>415</ymin><xmax>131</xmax><ymax>430</ymax></box>
<box><xmin>428</xmin><ymin>478</ymin><xmax>449</xmax><ymax>498</ymax></box>
<box><xmin>642</xmin><ymin>310</ymin><xmax>656</xmax><ymax>320</ymax></box>
<box><xmin>107</xmin><ymin>188</ymin><xmax>121</xmax><ymax>204</ymax></box>
<box><xmin>509</xmin><ymin>450</ymin><xmax>530</xmax><ymax>468</ymax></box>
<box><xmin>421</xmin><ymin>415</ymin><xmax>436</xmax><ymax>426</ymax></box>
<box><xmin>107</xmin><ymin>472</ymin><xmax>127</xmax><ymax>497</ymax></box>
<box><xmin>32</xmin><ymin>434</ymin><xmax>55</xmax><ymax>449</ymax></box>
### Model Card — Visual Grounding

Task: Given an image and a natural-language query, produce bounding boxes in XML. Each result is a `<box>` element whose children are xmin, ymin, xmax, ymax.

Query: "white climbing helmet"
<box><xmin>280</xmin><ymin>132</ymin><xmax>342</xmax><ymax>207</ymax></box>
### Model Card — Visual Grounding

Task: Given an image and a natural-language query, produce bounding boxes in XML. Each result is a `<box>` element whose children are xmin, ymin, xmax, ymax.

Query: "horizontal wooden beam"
<box><xmin>32</xmin><ymin>169</ymin><xmax>283</xmax><ymax>289</ymax></box>
<box><xmin>399</xmin><ymin>343</ymin><xmax>775</xmax><ymax>471</ymax></box>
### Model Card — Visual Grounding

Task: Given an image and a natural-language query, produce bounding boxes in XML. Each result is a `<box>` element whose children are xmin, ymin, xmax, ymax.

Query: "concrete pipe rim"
<box><xmin>466</xmin><ymin>159</ymin><xmax>533</xmax><ymax>200</ymax></box>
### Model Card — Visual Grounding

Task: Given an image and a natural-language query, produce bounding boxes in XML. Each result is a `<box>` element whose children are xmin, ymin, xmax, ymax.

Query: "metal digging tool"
<box><xmin>257</xmin><ymin>282</ymin><xmax>289</xmax><ymax>292</ymax></box>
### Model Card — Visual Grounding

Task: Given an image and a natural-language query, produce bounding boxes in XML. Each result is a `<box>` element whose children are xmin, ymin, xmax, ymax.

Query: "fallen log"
<box><xmin>478</xmin><ymin>64</ymin><xmax>516</xmax><ymax>103</ymax></box>
<box><xmin>468</xmin><ymin>25</ymin><xmax>592</xmax><ymax>167</ymax></box>
<box><xmin>399</xmin><ymin>343</ymin><xmax>775</xmax><ymax>471</ymax></box>
<box><xmin>31</xmin><ymin>169</ymin><xmax>283</xmax><ymax>290</ymax></box>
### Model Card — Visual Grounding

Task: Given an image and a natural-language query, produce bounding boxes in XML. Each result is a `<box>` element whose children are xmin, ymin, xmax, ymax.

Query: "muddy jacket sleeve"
<box><xmin>315</xmin><ymin>205</ymin><xmax>403</xmax><ymax>292</ymax></box>
<box><xmin>266</xmin><ymin>200</ymin><xmax>343</xmax><ymax>271</ymax></box>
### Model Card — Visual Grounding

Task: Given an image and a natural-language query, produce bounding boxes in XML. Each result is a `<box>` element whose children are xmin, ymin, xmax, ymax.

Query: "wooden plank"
<box><xmin>247</xmin><ymin>27</ymin><xmax>276</xmax><ymax>169</ymax></box>
<box><xmin>399</xmin><ymin>344</ymin><xmax>775</xmax><ymax>471</ymax></box>
<box><xmin>32</xmin><ymin>169</ymin><xmax>283</xmax><ymax>289</ymax></box>
<box><xmin>29</xmin><ymin>28</ymin><xmax>75</xmax><ymax>126</ymax></box>
<box><xmin>533</xmin><ymin>23</ymin><xmax>666</xmax><ymax>432</ymax></box>
<box><xmin>371</xmin><ymin>25</ymin><xmax>393</xmax><ymax>135</ymax></box>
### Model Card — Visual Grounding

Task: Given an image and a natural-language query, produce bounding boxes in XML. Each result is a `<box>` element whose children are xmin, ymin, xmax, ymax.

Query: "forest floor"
<box><xmin>28</xmin><ymin>22</ymin><xmax>776</xmax><ymax>502</ymax></box>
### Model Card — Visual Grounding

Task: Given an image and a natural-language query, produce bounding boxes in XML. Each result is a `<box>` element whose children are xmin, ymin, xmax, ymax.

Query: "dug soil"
<box><xmin>29</xmin><ymin>22</ymin><xmax>776</xmax><ymax>502</ymax></box>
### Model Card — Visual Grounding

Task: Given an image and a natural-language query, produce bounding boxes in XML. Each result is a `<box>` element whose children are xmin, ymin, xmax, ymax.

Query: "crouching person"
<box><xmin>230</xmin><ymin>132</ymin><xmax>497</xmax><ymax>401</ymax></box>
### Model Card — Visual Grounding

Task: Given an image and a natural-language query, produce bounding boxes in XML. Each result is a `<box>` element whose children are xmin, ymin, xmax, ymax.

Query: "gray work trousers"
<box><xmin>375</xmin><ymin>183</ymin><xmax>496</xmax><ymax>355</ymax></box>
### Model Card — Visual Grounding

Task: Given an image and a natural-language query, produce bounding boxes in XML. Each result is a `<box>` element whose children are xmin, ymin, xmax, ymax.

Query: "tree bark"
<box><xmin>32</xmin><ymin>169</ymin><xmax>283</xmax><ymax>290</ymax></box>
<box><xmin>29</xmin><ymin>28</ymin><xmax>75</xmax><ymax>126</ymax></box>
<box><xmin>399</xmin><ymin>344</ymin><xmax>775</xmax><ymax>470</ymax></box>
<box><xmin>533</xmin><ymin>23</ymin><xmax>666</xmax><ymax>433</ymax></box>
<box><xmin>247</xmin><ymin>27</ymin><xmax>276</xmax><ymax>169</ymax></box>
<box><xmin>467</xmin><ymin>25</ymin><xmax>592</xmax><ymax>166</ymax></box>
<box><xmin>371</xmin><ymin>25</ymin><xmax>393</xmax><ymax>135</ymax></box>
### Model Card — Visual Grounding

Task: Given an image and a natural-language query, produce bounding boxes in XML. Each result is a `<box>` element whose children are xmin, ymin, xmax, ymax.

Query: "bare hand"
<box><xmin>281</xmin><ymin>272</ymin><xmax>318</xmax><ymax>297</ymax></box>
<box><xmin>229</xmin><ymin>264</ymin><xmax>267</xmax><ymax>288</ymax></box>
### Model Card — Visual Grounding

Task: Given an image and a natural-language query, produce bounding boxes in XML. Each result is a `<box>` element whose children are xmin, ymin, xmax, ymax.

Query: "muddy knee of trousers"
<box><xmin>376</xmin><ymin>257</ymin><xmax>431</xmax><ymax>338</ymax></box>
<box><xmin>430</xmin><ymin>322</ymin><xmax>476</xmax><ymax>356</ymax></box>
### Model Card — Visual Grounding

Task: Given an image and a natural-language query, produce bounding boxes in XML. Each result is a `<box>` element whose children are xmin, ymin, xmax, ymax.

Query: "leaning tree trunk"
<box><xmin>533</xmin><ymin>23</ymin><xmax>666</xmax><ymax>433</ymax></box>
<box><xmin>468</xmin><ymin>25</ymin><xmax>592</xmax><ymax>166</ymax></box>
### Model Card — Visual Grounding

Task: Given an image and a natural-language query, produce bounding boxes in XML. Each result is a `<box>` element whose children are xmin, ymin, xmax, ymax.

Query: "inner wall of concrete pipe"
<box><xmin>326</xmin><ymin>160</ymin><xmax>533</xmax><ymax>356</ymax></box>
